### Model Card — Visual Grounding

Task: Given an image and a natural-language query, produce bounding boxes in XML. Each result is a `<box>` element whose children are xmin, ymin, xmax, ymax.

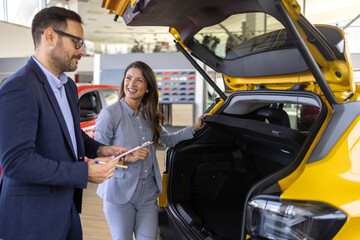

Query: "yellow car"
<box><xmin>102</xmin><ymin>0</ymin><xmax>359</xmax><ymax>239</ymax></box>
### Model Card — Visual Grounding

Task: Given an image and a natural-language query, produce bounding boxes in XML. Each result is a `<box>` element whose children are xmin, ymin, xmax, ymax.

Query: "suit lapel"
<box><xmin>64</xmin><ymin>81</ymin><xmax>85</xmax><ymax>160</ymax></box>
<box><xmin>27</xmin><ymin>58</ymin><xmax>77</xmax><ymax>159</ymax></box>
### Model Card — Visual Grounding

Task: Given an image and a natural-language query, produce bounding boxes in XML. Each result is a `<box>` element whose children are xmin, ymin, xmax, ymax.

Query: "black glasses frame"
<box><xmin>53</xmin><ymin>29</ymin><xmax>84</xmax><ymax>50</ymax></box>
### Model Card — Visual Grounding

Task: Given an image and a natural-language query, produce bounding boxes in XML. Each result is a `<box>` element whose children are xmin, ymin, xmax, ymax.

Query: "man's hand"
<box><xmin>97</xmin><ymin>146</ymin><xmax>130</xmax><ymax>158</ymax></box>
<box><xmin>124</xmin><ymin>147</ymin><xmax>151</xmax><ymax>163</ymax></box>
<box><xmin>88</xmin><ymin>156</ymin><xmax>118</xmax><ymax>184</ymax></box>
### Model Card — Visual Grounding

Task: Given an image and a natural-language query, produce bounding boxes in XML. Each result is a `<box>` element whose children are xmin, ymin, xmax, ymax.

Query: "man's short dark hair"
<box><xmin>31</xmin><ymin>6</ymin><xmax>83</xmax><ymax>49</ymax></box>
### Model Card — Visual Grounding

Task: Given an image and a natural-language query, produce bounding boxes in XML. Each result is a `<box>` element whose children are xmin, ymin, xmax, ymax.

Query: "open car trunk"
<box><xmin>161</xmin><ymin>90</ymin><xmax>327</xmax><ymax>240</ymax></box>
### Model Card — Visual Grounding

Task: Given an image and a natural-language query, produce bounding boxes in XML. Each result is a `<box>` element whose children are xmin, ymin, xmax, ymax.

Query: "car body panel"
<box><xmin>281</xmin><ymin>103</ymin><xmax>360</xmax><ymax>197</ymax></box>
<box><xmin>281</xmin><ymin>117</ymin><xmax>360</xmax><ymax>239</ymax></box>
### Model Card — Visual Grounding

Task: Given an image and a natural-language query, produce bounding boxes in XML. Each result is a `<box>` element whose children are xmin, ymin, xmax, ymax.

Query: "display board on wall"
<box><xmin>155</xmin><ymin>69</ymin><xmax>196</xmax><ymax>104</ymax></box>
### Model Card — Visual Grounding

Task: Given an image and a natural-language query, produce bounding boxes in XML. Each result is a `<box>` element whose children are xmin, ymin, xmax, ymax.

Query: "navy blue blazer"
<box><xmin>0</xmin><ymin>58</ymin><xmax>102</xmax><ymax>240</ymax></box>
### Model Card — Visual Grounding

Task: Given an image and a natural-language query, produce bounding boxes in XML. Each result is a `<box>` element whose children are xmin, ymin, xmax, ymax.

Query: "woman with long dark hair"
<box><xmin>94</xmin><ymin>61</ymin><xmax>206</xmax><ymax>240</ymax></box>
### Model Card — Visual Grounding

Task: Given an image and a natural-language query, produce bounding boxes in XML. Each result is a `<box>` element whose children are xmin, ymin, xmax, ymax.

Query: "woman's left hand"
<box><xmin>193</xmin><ymin>113</ymin><xmax>211</xmax><ymax>132</ymax></box>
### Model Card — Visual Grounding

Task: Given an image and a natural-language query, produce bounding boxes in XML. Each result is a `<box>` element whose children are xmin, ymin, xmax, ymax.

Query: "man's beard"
<box><xmin>50</xmin><ymin>40</ymin><xmax>81</xmax><ymax>73</ymax></box>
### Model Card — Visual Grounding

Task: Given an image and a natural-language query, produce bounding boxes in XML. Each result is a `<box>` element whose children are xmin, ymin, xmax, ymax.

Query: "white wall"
<box><xmin>352</xmin><ymin>53</ymin><xmax>360</xmax><ymax>82</ymax></box>
<box><xmin>0</xmin><ymin>21</ymin><xmax>34</xmax><ymax>58</ymax></box>
<box><xmin>66</xmin><ymin>56</ymin><xmax>94</xmax><ymax>80</ymax></box>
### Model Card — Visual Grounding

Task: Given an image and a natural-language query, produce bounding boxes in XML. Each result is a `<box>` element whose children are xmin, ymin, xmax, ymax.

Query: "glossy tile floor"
<box><xmin>80</xmin><ymin>150</ymin><xmax>165</xmax><ymax>240</ymax></box>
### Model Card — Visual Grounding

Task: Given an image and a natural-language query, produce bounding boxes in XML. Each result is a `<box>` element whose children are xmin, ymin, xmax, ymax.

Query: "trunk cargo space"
<box><xmin>165</xmin><ymin>92</ymin><xmax>324</xmax><ymax>240</ymax></box>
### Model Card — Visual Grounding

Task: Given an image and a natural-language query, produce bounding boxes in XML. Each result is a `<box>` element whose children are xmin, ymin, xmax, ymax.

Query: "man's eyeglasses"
<box><xmin>53</xmin><ymin>29</ymin><xmax>85</xmax><ymax>50</ymax></box>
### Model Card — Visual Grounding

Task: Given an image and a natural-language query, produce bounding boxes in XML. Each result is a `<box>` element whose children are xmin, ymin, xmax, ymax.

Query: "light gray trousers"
<box><xmin>103</xmin><ymin>177</ymin><xmax>159</xmax><ymax>240</ymax></box>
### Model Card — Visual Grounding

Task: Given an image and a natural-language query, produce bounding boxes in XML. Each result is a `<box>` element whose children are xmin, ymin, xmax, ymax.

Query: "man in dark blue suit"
<box><xmin>0</xmin><ymin>7</ymin><xmax>142</xmax><ymax>240</ymax></box>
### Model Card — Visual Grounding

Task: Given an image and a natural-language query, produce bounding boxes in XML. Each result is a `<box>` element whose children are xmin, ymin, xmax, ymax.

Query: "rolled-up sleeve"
<box><xmin>160</xmin><ymin>126</ymin><xmax>195</xmax><ymax>147</ymax></box>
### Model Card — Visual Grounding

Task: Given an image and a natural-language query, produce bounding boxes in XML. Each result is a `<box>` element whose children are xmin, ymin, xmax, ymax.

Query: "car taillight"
<box><xmin>246</xmin><ymin>196</ymin><xmax>346</xmax><ymax>240</ymax></box>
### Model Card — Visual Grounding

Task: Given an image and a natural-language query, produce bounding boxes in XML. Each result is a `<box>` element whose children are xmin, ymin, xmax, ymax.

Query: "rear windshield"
<box><xmin>225</xmin><ymin>29</ymin><xmax>295</xmax><ymax>60</ymax></box>
<box><xmin>194</xmin><ymin>12</ymin><xmax>291</xmax><ymax>59</ymax></box>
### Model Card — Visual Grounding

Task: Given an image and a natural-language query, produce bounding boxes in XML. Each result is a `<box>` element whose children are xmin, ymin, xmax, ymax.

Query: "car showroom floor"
<box><xmin>80</xmin><ymin>150</ymin><xmax>166</xmax><ymax>240</ymax></box>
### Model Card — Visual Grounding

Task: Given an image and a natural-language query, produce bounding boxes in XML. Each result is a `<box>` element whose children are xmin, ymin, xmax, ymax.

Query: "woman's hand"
<box><xmin>97</xmin><ymin>146</ymin><xmax>130</xmax><ymax>157</ymax></box>
<box><xmin>124</xmin><ymin>147</ymin><xmax>151</xmax><ymax>163</ymax></box>
<box><xmin>193</xmin><ymin>113</ymin><xmax>211</xmax><ymax>132</ymax></box>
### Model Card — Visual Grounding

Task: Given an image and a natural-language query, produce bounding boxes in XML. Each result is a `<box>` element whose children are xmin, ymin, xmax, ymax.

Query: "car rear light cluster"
<box><xmin>246</xmin><ymin>196</ymin><xmax>346</xmax><ymax>240</ymax></box>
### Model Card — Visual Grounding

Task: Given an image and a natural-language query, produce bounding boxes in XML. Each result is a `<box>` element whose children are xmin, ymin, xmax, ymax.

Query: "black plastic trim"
<box><xmin>307</xmin><ymin>101</ymin><xmax>360</xmax><ymax>163</ymax></box>
<box><xmin>297</xmin><ymin>18</ymin><xmax>335</xmax><ymax>62</ymax></box>
<box><xmin>275</xmin><ymin>1</ymin><xmax>338</xmax><ymax>106</ymax></box>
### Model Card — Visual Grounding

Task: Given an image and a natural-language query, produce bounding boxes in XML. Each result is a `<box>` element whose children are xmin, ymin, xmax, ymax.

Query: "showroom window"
<box><xmin>7</xmin><ymin>0</ymin><xmax>39</xmax><ymax>26</ymax></box>
<box><xmin>0</xmin><ymin>1</ymin><xmax>4</xmax><ymax>21</ymax></box>
<box><xmin>1</xmin><ymin>0</ymin><xmax>67</xmax><ymax>26</ymax></box>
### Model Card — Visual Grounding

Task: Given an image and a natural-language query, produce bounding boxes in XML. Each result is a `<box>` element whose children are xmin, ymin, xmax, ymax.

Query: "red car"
<box><xmin>0</xmin><ymin>84</ymin><xmax>120</xmax><ymax>176</ymax></box>
<box><xmin>78</xmin><ymin>84</ymin><xmax>120</xmax><ymax>138</ymax></box>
